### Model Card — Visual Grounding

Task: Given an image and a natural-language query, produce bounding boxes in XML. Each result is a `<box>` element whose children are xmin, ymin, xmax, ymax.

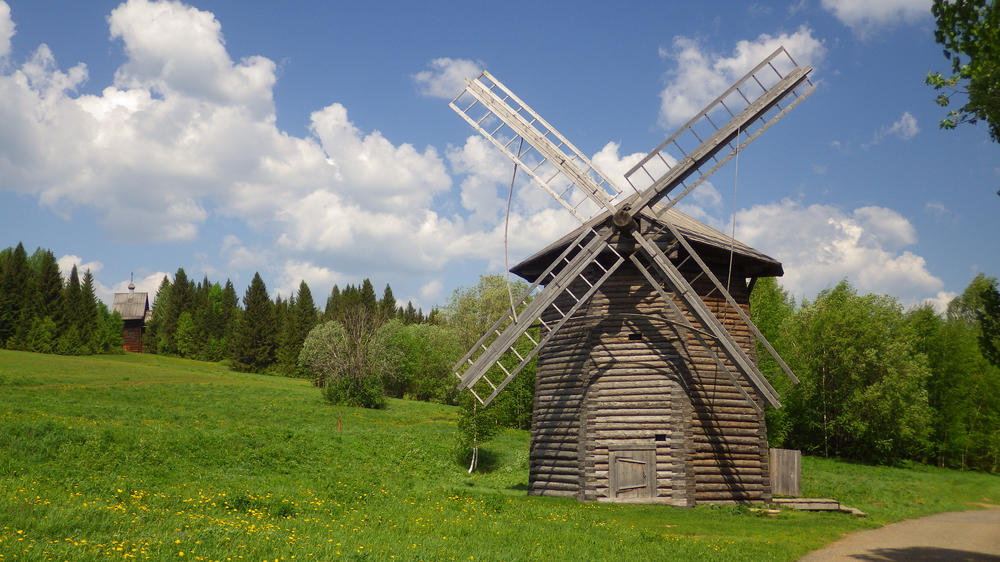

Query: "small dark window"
<box><xmin>655</xmin><ymin>434</ymin><xmax>667</xmax><ymax>442</ymax></box>
<box><xmin>628</xmin><ymin>333</ymin><xmax>643</xmax><ymax>341</ymax></box>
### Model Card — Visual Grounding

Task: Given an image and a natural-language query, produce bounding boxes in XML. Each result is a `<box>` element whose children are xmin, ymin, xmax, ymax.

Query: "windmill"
<box><xmin>449</xmin><ymin>47</ymin><xmax>813</xmax><ymax>505</ymax></box>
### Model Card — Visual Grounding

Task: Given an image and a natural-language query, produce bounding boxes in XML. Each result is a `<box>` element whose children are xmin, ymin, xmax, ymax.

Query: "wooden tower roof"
<box><xmin>111</xmin><ymin>283</ymin><xmax>150</xmax><ymax>321</ymax></box>
<box><xmin>511</xmin><ymin>205</ymin><xmax>783</xmax><ymax>282</ymax></box>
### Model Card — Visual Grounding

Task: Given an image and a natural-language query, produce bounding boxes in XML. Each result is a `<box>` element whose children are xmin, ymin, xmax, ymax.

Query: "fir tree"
<box><xmin>162</xmin><ymin>267</ymin><xmax>193</xmax><ymax>354</ymax></box>
<box><xmin>230</xmin><ymin>272</ymin><xmax>275</xmax><ymax>372</ymax></box>
<box><xmin>175</xmin><ymin>311</ymin><xmax>198</xmax><ymax>358</ymax></box>
<box><xmin>360</xmin><ymin>279</ymin><xmax>378</xmax><ymax>313</ymax></box>
<box><xmin>145</xmin><ymin>275</ymin><xmax>171</xmax><ymax>354</ymax></box>
<box><xmin>221</xmin><ymin>279</ymin><xmax>240</xmax><ymax>356</ymax></box>
<box><xmin>379</xmin><ymin>284</ymin><xmax>397</xmax><ymax>320</ymax></box>
<box><xmin>324</xmin><ymin>284</ymin><xmax>342</xmax><ymax>321</ymax></box>
<box><xmin>31</xmin><ymin>249</ymin><xmax>63</xmax><ymax>320</ymax></box>
<box><xmin>60</xmin><ymin>265</ymin><xmax>83</xmax><ymax>337</ymax></box>
<box><xmin>278</xmin><ymin>281</ymin><xmax>318</xmax><ymax>375</ymax></box>
<box><xmin>0</xmin><ymin>243</ymin><xmax>32</xmax><ymax>346</ymax></box>
<box><xmin>79</xmin><ymin>269</ymin><xmax>101</xmax><ymax>352</ymax></box>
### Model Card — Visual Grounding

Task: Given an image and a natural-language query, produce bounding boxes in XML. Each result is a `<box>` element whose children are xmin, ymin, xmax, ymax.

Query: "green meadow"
<box><xmin>1</xmin><ymin>350</ymin><xmax>997</xmax><ymax>561</ymax></box>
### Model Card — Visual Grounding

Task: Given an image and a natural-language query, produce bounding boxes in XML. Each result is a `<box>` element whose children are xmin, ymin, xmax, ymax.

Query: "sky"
<box><xmin>0</xmin><ymin>0</ymin><xmax>997</xmax><ymax>314</ymax></box>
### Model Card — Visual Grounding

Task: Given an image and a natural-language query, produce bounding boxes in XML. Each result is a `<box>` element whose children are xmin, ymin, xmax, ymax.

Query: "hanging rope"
<box><xmin>725</xmin><ymin>126</ymin><xmax>740</xmax><ymax>301</ymax></box>
<box><xmin>503</xmin><ymin>138</ymin><xmax>525</xmax><ymax>321</ymax></box>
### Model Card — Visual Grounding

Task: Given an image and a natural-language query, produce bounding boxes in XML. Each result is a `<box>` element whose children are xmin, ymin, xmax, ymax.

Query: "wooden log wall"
<box><xmin>122</xmin><ymin>321</ymin><xmax>144</xmax><ymax>353</ymax></box>
<box><xmin>528</xmin><ymin>258</ymin><xmax>771</xmax><ymax>505</ymax></box>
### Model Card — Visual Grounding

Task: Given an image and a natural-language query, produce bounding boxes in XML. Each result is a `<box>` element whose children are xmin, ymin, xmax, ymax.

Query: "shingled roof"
<box><xmin>112</xmin><ymin>288</ymin><xmax>150</xmax><ymax>321</ymax></box>
<box><xmin>510</xmin><ymin>204</ymin><xmax>783</xmax><ymax>282</ymax></box>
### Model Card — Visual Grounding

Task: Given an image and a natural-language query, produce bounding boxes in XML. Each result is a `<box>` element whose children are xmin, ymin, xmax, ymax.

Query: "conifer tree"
<box><xmin>278</xmin><ymin>280</ymin><xmax>318</xmax><ymax>375</ymax></box>
<box><xmin>341</xmin><ymin>284</ymin><xmax>362</xmax><ymax>312</ymax></box>
<box><xmin>221</xmin><ymin>279</ymin><xmax>240</xmax><ymax>355</ymax></box>
<box><xmin>0</xmin><ymin>243</ymin><xmax>31</xmax><ymax>347</ymax></box>
<box><xmin>360</xmin><ymin>279</ymin><xmax>378</xmax><ymax>313</ymax></box>
<box><xmin>402</xmin><ymin>301</ymin><xmax>419</xmax><ymax>324</ymax></box>
<box><xmin>379</xmin><ymin>284</ymin><xmax>397</xmax><ymax>320</ymax></box>
<box><xmin>162</xmin><ymin>268</ymin><xmax>193</xmax><ymax>354</ymax></box>
<box><xmin>230</xmin><ymin>272</ymin><xmax>275</xmax><ymax>372</ymax></box>
<box><xmin>56</xmin><ymin>265</ymin><xmax>84</xmax><ymax>354</ymax></box>
<box><xmin>325</xmin><ymin>285</ymin><xmax>342</xmax><ymax>321</ymax></box>
<box><xmin>79</xmin><ymin>269</ymin><xmax>101</xmax><ymax>352</ymax></box>
<box><xmin>31</xmin><ymin>249</ymin><xmax>63</xmax><ymax>320</ymax></box>
<box><xmin>60</xmin><ymin>265</ymin><xmax>82</xmax><ymax>333</ymax></box>
<box><xmin>145</xmin><ymin>275</ymin><xmax>171</xmax><ymax>354</ymax></box>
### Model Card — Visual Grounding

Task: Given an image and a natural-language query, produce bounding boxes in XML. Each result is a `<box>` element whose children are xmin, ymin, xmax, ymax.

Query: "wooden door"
<box><xmin>609</xmin><ymin>447</ymin><xmax>656</xmax><ymax>500</ymax></box>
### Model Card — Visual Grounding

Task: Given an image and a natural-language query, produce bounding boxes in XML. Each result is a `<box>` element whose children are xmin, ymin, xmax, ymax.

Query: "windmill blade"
<box><xmin>624</xmin><ymin>47</ymin><xmax>815</xmax><ymax>216</ymax></box>
<box><xmin>454</xmin><ymin>225</ymin><xmax>626</xmax><ymax>406</ymax></box>
<box><xmin>651</xmin><ymin>212</ymin><xmax>799</xmax><ymax>385</ymax></box>
<box><xmin>629</xmin><ymin>229</ymin><xmax>780</xmax><ymax>408</ymax></box>
<box><xmin>450</xmin><ymin>71</ymin><xmax>623</xmax><ymax>222</ymax></box>
<box><xmin>629</xmin><ymin>253</ymin><xmax>763</xmax><ymax>414</ymax></box>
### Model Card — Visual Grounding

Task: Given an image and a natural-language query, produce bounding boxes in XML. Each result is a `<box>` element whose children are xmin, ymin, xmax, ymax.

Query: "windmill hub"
<box><xmin>612</xmin><ymin>207</ymin><xmax>635</xmax><ymax>231</ymax></box>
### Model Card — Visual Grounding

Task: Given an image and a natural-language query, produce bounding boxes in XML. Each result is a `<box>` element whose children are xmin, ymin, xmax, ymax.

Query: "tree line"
<box><xmin>145</xmin><ymin>269</ymin><xmax>428</xmax><ymax>375</ymax></box>
<box><xmin>4</xmin><ymin>239</ymin><xmax>997</xmax><ymax>471</ymax></box>
<box><xmin>0</xmin><ymin>242</ymin><xmax>122</xmax><ymax>354</ymax></box>
<box><xmin>754</xmin><ymin>274</ymin><xmax>1000</xmax><ymax>472</ymax></box>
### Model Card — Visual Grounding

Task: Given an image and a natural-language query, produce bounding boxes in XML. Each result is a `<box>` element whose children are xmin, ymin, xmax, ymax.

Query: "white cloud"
<box><xmin>0</xmin><ymin>1</ymin><xmax>14</xmax><ymax>59</ymax></box>
<box><xmin>57</xmin><ymin>254</ymin><xmax>103</xmax><ymax>278</ymax></box>
<box><xmin>852</xmin><ymin>205</ymin><xmax>917</xmax><ymax>249</ymax></box>
<box><xmin>868</xmin><ymin>111</ymin><xmax>919</xmax><ymax>146</ymax></box>
<box><xmin>821</xmin><ymin>0</ymin><xmax>930</xmax><ymax>35</ymax></box>
<box><xmin>0</xmin><ymin>0</ymin><xmax>487</xmax><ymax>284</ymax></box>
<box><xmin>924</xmin><ymin>200</ymin><xmax>955</xmax><ymax>221</ymax></box>
<box><xmin>658</xmin><ymin>27</ymin><xmax>825</xmax><ymax>128</ymax></box>
<box><xmin>734</xmin><ymin>200</ymin><xmax>943</xmax><ymax>305</ymax></box>
<box><xmin>109</xmin><ymin>0</ymin><xmax>276</xmax><ymax>118</ymax></box>
<box><xmin>413</xmin><ymin>57</ymin><xmax>483</xmax><ymax>100</ymax></box>
<box><xmin>275</xmin><ymin>259</ymin><xmax>344</xmax><ymax>301</ymax></box>
<box><xmin>419</xmin><ymin>279</ymin><xmax>444</xmax><ymax>303</ymax></box>
<box><xmin>110</xmin><ymin>271</ymin><xmax>170</xmax><ymax>305</ymax></box>
<box><xmin>921</xmin><ymin>291</ymin><xmax>957</xmax><ymax>315</ymax></box>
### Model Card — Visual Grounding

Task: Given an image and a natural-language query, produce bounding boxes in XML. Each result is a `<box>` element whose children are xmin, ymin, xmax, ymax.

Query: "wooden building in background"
<box><xmin>112</xmin><ymin>281</ymin><xmax>150</xmax><ymax>353</ymax></box>
<box><xmin>510</xmin><ymin>206</ymin><xmax>783</xmax><ymax>506</ymax></box>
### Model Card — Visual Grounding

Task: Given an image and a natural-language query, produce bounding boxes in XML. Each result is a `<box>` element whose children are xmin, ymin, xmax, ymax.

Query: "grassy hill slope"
<box><xmin>0</xmin><ymin>350</ymin><xmax>997</xmax><ymax>560</ymax></box>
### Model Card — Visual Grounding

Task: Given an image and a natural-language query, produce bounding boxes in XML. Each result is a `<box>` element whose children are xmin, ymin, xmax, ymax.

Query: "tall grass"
<box><xmin>1</xmin><ymin>350</ymin><xmax>996</xmax><ymax>560</ymax></box>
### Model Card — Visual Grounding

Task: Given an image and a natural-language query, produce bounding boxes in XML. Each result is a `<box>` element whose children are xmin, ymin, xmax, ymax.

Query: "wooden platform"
<box><xmin>772</xmin><ymin>497</ymin><xmax>867</xmax><ymax>517</ymax></box>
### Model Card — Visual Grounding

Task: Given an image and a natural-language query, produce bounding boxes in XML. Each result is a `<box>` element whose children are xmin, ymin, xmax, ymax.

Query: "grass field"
<box><xmin>1</xmin><ymin>350</ymin><xmax>997</xmax><ymax>561</ymax></box>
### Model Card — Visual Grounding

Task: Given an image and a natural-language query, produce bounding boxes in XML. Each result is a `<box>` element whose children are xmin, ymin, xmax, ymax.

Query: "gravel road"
<box><xmin>800</xmin><ymin>507</ymin><xmax>1000</xmax><ymax>561</ymax></box>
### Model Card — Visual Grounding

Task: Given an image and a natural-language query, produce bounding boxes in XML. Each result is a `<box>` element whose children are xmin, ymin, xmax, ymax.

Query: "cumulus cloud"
<box><xmin>821</xmin><ymin>0</ymin><xmax>930</xmax><ymax>35</ymax></box>
<box><xmin>0</xmin><ymin>0</ymin><xmax>499</xmax><ymax>284</ymax></box>
<box><xmin>658</xmin><ymin>27</ymin><xmax>825</xmax><ymax>128</ymax></box>
<box><xmin>57</xmin><ymin>254</ymin><xmax>103</xmax><ymax>277</ymax></box>
<box><xmin>275</xmin><ymin>259</ymin><xmax>344</xmax><ymax>301</ymax></box>
<box><xmin>0</xmin><ymin>1</ymin><xmax>13</xmax><ymax>59</ymax></box>
<box><xmin>420</xmin><ymin>279</ymin><xmax>444</xmax><ymax>303</ymax></box>
<box><xmin>413</xmin><ymin>57</ymin><xmax>483</xmax><ymax>100</ymax></box>
<box><xmin>110</xmin><ymin>271</ymin><xmax>170</xmax><ymax>305</ymax></box>
<box><xmin>921</xmin><ymin>291</ymin><xmax>958</xmax><ymax>315</ymax></box>
<box><xmin>734</xmin><ymin>200</ymin><xmax>943</xmax><ymax>305</ymax></box>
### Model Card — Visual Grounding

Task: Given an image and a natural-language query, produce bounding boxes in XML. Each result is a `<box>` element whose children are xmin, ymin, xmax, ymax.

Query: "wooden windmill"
<box><xmin>450</xmin><ymin>47</ymin><xmax>813</xmax><ymax>505</ymax></box>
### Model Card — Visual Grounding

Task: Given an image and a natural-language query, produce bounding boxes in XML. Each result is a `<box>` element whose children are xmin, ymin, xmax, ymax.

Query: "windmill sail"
<box><xmin>450</xmin><ymin>71</ymin><xmax>623</xmax><ymax>221</ymax></box>
<box><xmin>449</xmin><ymin>47</ymin><xmax>813</xmax><ymax>408</ymax></box>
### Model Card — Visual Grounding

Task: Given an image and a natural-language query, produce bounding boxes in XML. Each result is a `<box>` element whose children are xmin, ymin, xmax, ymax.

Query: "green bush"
<box><xmin>298</xmin><ymin>308</ymin><xmax>393</xmax><ymax>409</ymax></box>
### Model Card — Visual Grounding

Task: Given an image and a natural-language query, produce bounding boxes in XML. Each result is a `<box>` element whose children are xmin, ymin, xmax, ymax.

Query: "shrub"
<box><xmin>298</xmin><ymin>306</ymin><xmax>394</xmax><ymax>409</ymax></box>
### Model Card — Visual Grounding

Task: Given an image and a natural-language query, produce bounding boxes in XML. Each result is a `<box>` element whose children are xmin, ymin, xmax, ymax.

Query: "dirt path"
<box><xmin>800</xmin><ymin>506</ymin><xmax>1000</xmax><ymax>561</ymax></box>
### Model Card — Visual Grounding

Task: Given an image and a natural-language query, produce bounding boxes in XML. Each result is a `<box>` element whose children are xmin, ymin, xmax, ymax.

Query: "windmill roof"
<box><xmin>510</xmin><ymin>204</ymin><xmax>783</xmax><ymax>282</ymax></box>
<box><xmin>112</xmin><ymin>292</ymin><xmax>150</xmax><ymax>321</ymax></box>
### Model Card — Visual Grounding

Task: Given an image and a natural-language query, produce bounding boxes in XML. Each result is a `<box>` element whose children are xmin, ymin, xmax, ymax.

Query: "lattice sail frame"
<box><xmin>450</xmin><ymin>46</ymin><xmax>813</xmax><ymax>408</ymax></box>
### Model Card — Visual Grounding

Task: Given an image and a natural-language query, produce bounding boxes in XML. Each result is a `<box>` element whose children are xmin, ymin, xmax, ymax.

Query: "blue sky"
<box><xmin>0</xmin><ymin>0</ymin><xmax>996</xmax><ymax>313</ymax></box>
